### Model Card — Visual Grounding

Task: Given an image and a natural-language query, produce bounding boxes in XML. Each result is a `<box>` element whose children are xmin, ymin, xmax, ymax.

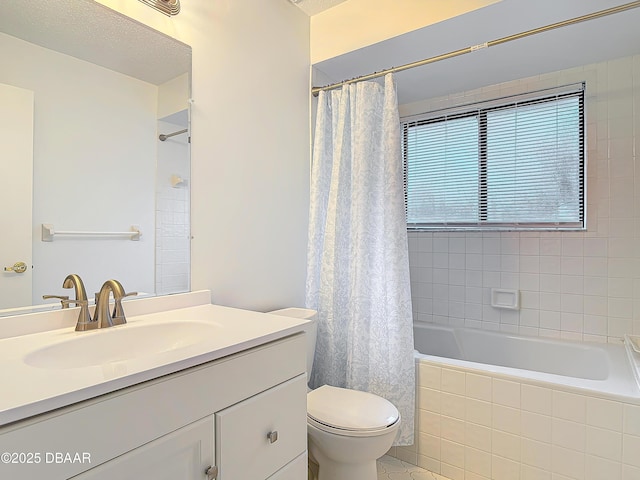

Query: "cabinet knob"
<box><xmin>267</xmin><ymin>430</ymin><xmax>279</xmax><ymax>444</ymax></box>
<box><xmin>205</xmin><ymin>465</ymin><xmax>218</xmax><ymax>480</ymax></box>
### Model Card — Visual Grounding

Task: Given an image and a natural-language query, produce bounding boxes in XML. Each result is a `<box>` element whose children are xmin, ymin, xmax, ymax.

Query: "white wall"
<box><xmin>402</xmin><ymin>54</ymin><xmax>640</xmax><ymax>344</ymax></box>
<box><xmin>97</xmin><ymin>0</ymin><xmax>311</xmax><ymax>311</ymax></box>
<box><xmin>157</xmin><ymin>73</ymin><xmax>189</xmax><ymax>120</ymax></box>
<box><xmin>0</xmin><ymin>31</ymin><xmax>157</xmax><ymax>303</ymax></box>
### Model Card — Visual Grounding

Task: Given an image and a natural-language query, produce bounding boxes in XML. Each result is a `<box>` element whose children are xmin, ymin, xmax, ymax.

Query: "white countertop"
<box><xmin>0</xmin><ymin>296</ymin><xmax>308</xmax><ymax>427</ymax></box>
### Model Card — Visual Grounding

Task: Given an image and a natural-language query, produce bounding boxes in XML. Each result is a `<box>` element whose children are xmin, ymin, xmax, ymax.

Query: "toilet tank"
<box><xmin>267</xmin><ymin>308</ymin><xmax>317</xmax><ymax>384</ymax></box>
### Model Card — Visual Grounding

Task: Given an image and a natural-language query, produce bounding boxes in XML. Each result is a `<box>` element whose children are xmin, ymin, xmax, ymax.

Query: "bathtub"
<box><xmin>390</xmin><ymin>323</ymin><xmax>640</xmax><ymax>479</ymax></box>
<box><xmin>413</xmin><ymin>322</ymin><xmax>639</xmax><ymax>400</ymax></box>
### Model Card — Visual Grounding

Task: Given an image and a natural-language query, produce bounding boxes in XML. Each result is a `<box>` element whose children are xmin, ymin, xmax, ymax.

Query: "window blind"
<box><xmin>403</xmin><ymin>83</ymin><xmax>585</xmax><ymax>230</ymax></box>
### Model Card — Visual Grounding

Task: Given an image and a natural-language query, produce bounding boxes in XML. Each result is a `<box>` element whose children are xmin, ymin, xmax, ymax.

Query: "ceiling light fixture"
<box><xmin>138</xmin><ymin>0</ymin><xmax>180</xmax><ymax>16</ymax></box>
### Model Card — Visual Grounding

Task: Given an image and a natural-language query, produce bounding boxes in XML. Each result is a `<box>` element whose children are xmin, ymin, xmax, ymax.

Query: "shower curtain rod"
<box><xmin>311</xmin><ymin>0</ymin><xmax>640</xmax><ymax>97</ymax></box>
<box><xmin>159</xmin><ymin>128</ymin><xmax>188</xmax><ymax>141</ymax></box>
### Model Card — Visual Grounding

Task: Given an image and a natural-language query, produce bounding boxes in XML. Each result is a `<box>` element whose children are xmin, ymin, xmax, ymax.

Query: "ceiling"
<box><xmin>311</xmin><ymin>0</ymin><xmax>640</xmax><ymax>105</ymax></box>
<box><xmin>0</xmin><ymin>0</ymin><xmax>190</xmax><ymax>85</ymax></box>
<box><xmin>292</xmin><ymin>0</ymin><xmax>349</xmax><ymax>16</ymax></box>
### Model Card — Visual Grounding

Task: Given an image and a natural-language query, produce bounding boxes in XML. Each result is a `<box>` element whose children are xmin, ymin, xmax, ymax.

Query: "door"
<box><xmin>71</xmin><ymin>416</ymin><xmax>214</xmax><ymax>480</ymax></box>
<box><xmin>0</xmin><ymin>83</ymin><xmax>33</xmax><ymax>309</ymax></box>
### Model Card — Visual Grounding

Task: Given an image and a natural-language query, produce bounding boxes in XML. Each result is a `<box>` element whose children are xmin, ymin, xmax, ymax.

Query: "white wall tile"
<box><xmin>466</xmin><ymin>373</ymin><xmax>492</xmax><ymax>401</ymax></box>
<box><xmin>622</xmin><ymin>434</ymin><xmax>640</xmax><ymax>468</ymax></box>
<box><xmin>552</xmin><ymin>446</ymin><xmax>585</xmax><ymax>480</ymax></box>
<box><xmin>552</xmin><ymin>418</ymin><xmax>586</xmax><ymax>452</ymax></box>
<box><xmin>622</xmin><ymin>464</ymin><xmax>640</xmax><ymax>480</ymax></box>
<box><xmin>584</xmin><ymin>276</ymin><xmax>608</xmax><ymax>296</ymax></box>
<box><xmin>466</xmin><ymin>422</ymin><xmax>492</xmax><ymax>452</ymax></box>
<box><xmin>418</xmin><ymin>453</ymin><xmax>441</xmax><ymax>473</ymax></box>
<box><xmin>586</xmin><ymin>426</ymin><xmax>622</xmax><ymax>461</ymax></box>
<box><xmin>583</xmin><ymin>238</ymin><xmax>608</xmax><ymax>257</ymax></box>
<box><xmin>418</xmin><ymin>432</ymin><xmax>441</xmax><ymax>459</ymax></box>
<box><xmin>521</xmin><ymin>464</ymin><xmax>552</xmax><ymax>480</ymax></box>
<box><xmin>441</xmin><ymin>368</ymin><xmax>466</xmax><ymax>395</ymax></box>
<box><xmin>586</xmin><ymin>455</ymin><xmax>622</xmax><ymax>480</ymax></box>
<box><xmin>540</xmin><ymin>257</ymin><xmax>562</xmax><ymax>277</ymax></box>
<box><xmin>493</xmin><ymin>378</ymin><xmax>521</xmax><ymax>408</ymax></box>
<box><xmin>520</xmin><ymin>384</ymin><xmax>553</xmax><ymax>415</ymax></box>
<box><xmin>586</xmin><ymin>397</ymin><xmax>623</xmax><ymax>431</ymax></box>
<box><xmin>441</xmin><ymin>392</ymin><xmax>465</xmax><ymax>420</ymax></box>
<box><xmin>492</xmin><ymin>454</ymin><xmax>521</xmax><ymax>480</ymax></box>
<box><xmin>493</xmin><ymin>404</ymin><xmax>521</xmax><ymax>435</ymax></box>
<box><xmin>522</xmin><ymin>438</ymin><xmax>552</xmax><ymax>471</ymax></box>
<box><xmin>623</xmin><ymin>404</ymin><xmax>640</xmax><ymax>436</ymax></box>
<box><xmin>441</xmin><ymin>438</ymin><xmax>465</xmax><ymax>468</ymax></box>
<box><xmin>419</xmin><ymin>364</ymin><xmax>441</xmax><ymax>389</ymax></box>
<box><xmin>562</xmin><ymin>238</ymin><xmax>584</xmax><ymax>257</ymax></box>
<box><xmin>419</xmin><ymin>387</ymin><xmax>441</xmax><ymax>413</ymax></box>
<box><xmin>395</xmin><ymin>447</ymin><xmax>418</xmax><ymax>465</ymax></box>
<box><xmin>416</xmin><ymin>410</ymin><xmax>440</xmax><ymax>437</ymax></box>
<box><xmin>441</xmin><ymin>462</ymin><xmax>464</xmax><ymax>480</ymax></box>
<box><xmin>441</xmin><ymin>415</ymin><xmax>465</xmax><ymax>444</ymax></box>
<box><xmin>553</xmin><ymin>391</ymin><xmax>586</xmax><ymax>423</ymax></box>
<box><xmin>583</xmin><ymin>257</ymin><xmax>608</xmax><ymax>277</ymax></box>
<box><xmin>521</xmin><ymin>238</ymin><xmax>541</xmax><ymax>255</ymax></box>
<box><xmin>540</xmin><ymin>311</ymin><xmax>561</xmax><ymax>331</ymax></box>
<box><xmin>521</xmin><ymin>411</ymin><xmax>553</xmax><ymax>443</ymax></box>
<box><xmin>466</xmin><ymin>397</ymin><xmax>492</xmax><ymax>427</ymax></box>
<box><xmin>493</xmin><ymin>430</ymin><xmax>521</xmax><ymax>462</ymax></box>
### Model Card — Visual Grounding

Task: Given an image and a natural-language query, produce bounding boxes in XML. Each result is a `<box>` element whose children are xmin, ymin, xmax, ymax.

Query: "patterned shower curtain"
<box><xmin>306</xmin><ymin>73</ymin><xmax>415</xmax><ymax>445</ymax></box>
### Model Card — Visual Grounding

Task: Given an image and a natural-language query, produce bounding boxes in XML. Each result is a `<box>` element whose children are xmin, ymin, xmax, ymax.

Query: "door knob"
<box><xmin>4</xmin><ymin>261</ymin><xmax>28</xmax><ymax>273</ymax></box>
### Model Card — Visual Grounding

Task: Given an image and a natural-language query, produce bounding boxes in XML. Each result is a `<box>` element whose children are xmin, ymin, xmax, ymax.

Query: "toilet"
<box><xmin>268</xmin><ymin>308</ymin><xmax>400</xmax><ymax>480</ymax></box>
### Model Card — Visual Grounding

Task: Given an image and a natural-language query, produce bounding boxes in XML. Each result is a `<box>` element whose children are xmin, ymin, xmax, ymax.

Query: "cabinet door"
<box><xmin>216</xmin><ymin>374</ymin><xmax>307</xmax><ymax>480</ymax></box>
<box><xmin>267</xmin><ymin>453</ymin><xmax>308</xmax><ymax>480</ymax></box>
<box><xmin>72</xmin><ymin>416</ymin><xmax>214</xmax><ymax>480</ymax></box>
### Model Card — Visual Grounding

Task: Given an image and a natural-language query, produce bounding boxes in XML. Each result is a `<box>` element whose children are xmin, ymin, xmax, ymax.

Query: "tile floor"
<box><xmin>377</xmin><ymin>455</ymin><xmax>452</xmax><ymax>480</ymax></box>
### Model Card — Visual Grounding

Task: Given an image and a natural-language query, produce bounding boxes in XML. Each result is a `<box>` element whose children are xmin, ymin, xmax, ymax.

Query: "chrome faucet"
<box><xmin>94</xmin><ymin>279</ymin><xmax>137</xmax><ymax>328</ymax></box>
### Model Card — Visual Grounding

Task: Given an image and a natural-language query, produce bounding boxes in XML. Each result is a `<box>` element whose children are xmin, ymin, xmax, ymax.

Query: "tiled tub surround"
<box><xmin>390</xmin><ymin>354</ymin><xmax>640</xmax><ymax>480</ymax></box>
<box><xmin>402</xmin><ymin>53</ymin><xmax>640</xmax><ymax>343</ymax></box>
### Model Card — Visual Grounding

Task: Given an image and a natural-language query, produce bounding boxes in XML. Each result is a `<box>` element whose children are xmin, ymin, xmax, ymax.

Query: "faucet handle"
<box><xmin>42</xmin><ymin>294</ymin><xmax>70</xmax><ymax>308</ymax></box>
<box><xmin>61</xmin><ymin>298</ymin><xmax>87</xmax><ymax>308</ymax></box>
<box><xmin>112</xmin><ymin>291</ymin><xmax>138</xmax><ymax>326</ymax></box>
<box><xmin>62</xmin><ymin>299</ymin><xmax>95</xmax><ymax>331</ymax></box>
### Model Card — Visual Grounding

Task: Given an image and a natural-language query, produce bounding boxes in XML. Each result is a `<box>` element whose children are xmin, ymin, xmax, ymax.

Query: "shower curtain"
<box><xmin>306</xmin><ymin>73</ymin><xmax>415</xmax><ymax>445</ymax></box>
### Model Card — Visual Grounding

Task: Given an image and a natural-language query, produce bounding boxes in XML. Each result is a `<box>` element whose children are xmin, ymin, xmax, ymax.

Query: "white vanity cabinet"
<box><xmin>0</xmin><ymin>333</ymin><xmax>307</xmax><ymax>480</ymax></box>
<box><xmin>72</xmin><ymin>416</ymin><xmax>215</xmax><ymax>480</ymax></box>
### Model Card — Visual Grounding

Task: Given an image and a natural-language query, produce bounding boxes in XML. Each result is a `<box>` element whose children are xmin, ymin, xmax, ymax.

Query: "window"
<box><xmin>403</xmin><ymin>84</ymin><xmax>585</xmax><ymax>230</ymax></box>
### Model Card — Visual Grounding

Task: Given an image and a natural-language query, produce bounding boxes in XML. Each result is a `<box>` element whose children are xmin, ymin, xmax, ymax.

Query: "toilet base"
<box><xmin>309</xmin><ymin>443</ymin><xmax>379</xmax><ymax>480</ymax></box>
<box><xmin>308</xmin><ymin>423</ymin><xmax>398</xmax><ymax>480</ymax></box>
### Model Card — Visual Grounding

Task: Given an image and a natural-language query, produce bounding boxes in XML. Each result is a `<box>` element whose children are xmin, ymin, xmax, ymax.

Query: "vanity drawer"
<box><xmin>216</xmin><ymin>374</ymin><xmax>307</xmax><ymax>480</ymax></box>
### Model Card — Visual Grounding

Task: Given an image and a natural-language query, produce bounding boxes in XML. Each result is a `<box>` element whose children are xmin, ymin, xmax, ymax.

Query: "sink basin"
<box><xmin>24</xmin><ymin>321</ymin><xmax>220</xmax><ymax>369</ymax></box>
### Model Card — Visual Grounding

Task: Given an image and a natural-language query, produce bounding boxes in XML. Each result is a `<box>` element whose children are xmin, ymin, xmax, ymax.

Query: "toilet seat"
<box><xmin>307</xmin><ymin>385</ymin><xmax>400</xmax><ymax>437</ymax></box>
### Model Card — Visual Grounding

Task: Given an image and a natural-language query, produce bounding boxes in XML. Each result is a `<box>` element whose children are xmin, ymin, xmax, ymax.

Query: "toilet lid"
<box><xmin>307</xmin><ymin>385</ymin><xmax>399</xmax><ymax>431</ymax></box>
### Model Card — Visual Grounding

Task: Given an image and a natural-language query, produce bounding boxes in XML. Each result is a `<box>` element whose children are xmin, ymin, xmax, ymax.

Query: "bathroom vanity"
<box><xmin>0</xmin><ymin>291</ymin><xmax>308</xmax><ymax>479</ymax></box>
